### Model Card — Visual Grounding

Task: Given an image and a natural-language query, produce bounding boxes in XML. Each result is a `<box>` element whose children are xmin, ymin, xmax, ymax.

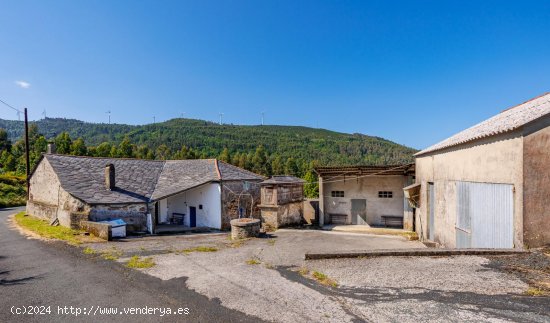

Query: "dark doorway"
<box><xmin>190</xmin><ymin>207</ymin><xmax>197</xmax><ymax>227</ymax></box>
<box><xmin>155</xmin><ymin>202</ymin><xmax>160</xmax><ymax>225</ymax></box>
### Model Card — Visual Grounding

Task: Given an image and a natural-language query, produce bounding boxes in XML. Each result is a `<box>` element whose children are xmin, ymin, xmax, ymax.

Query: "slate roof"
<box><xmin>41</xmin><ymin>155</ymin><xmax>264</xmax><ymax>205</ymax></box>
<box><xmin>416</xmin><ymin>92</ymin><xmax>550</xmax><ymax>156</ymax></box>
<box><xmin>261</xmin><ymin>176</ymin><xmax>306</xmax><ymax>185</ymax></box>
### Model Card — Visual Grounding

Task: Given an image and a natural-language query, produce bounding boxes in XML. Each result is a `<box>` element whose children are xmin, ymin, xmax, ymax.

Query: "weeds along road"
<box><xmin>0</xmin><ymin>207</ymin><xmax>258</xmax><ymax>323</ymax></box>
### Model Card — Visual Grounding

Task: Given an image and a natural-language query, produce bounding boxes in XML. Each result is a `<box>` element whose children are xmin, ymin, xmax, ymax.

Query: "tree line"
<box><xmin>0</xmin><ymin>126</ymin><xmax>320</xmax><ymax>198</ymax></box>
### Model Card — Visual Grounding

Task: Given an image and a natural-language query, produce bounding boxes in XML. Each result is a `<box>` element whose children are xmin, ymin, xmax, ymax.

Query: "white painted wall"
<box><xmin>321</xmin><ymin>175</ymin><xmax>407</xmax><ymax>226</ymax></box>
<box><xmin>164</xmin><ymin>183</ymin><xmax>222</xmax><ymax>229</ymax></box>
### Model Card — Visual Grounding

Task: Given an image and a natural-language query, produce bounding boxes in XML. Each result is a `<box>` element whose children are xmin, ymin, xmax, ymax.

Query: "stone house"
<box><xmin>27</xmin><ymin>154</ymin><xmax>264</xmax><ymax>233</ymax></box>
<box><xmin>315</xmin><ymin>164</ymin><xmax>415</xmax><ymax>228</ymax></box>
<box><xmin>259</xmin><ymin>176</ymin><xmax>305</xmax><ymax>231</ymax></box>
<box><xmin>411</xmin><ymin>92</ymin><xmax>550</xmax><ymax>249</ymax></box>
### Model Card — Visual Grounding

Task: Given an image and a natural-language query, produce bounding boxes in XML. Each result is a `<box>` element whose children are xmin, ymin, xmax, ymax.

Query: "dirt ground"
<box><xmin>487</xmin><ymin>247</ymin><xmax>550</xmax><ymax>296</ymax></box>
<box><xmin>81</xmin><ymin>230</ymin><xmax>550</xmax><ymax>322</ymax></box>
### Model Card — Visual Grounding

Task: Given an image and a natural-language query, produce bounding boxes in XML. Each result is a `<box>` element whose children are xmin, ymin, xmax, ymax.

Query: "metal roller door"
<box><xmin>456</xmin><ymin>182</ymin><xmax>514</xmax><ymax>248</ymax></box>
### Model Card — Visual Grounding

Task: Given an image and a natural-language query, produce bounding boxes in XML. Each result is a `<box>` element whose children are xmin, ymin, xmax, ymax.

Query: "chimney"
<box><xmin>47</xmin><ymin>143</ymin><xmax>56</xmax><ymax>154</ymax></box>
<box><xmin>105</xmin><ymin>164</ymin><xmax>115</xmax><ymax>190</ymax></box>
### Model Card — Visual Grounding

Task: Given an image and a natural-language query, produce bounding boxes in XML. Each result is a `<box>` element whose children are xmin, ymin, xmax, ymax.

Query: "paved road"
<box><xmin>0</xmin><ymin>207</ymin><xmax>257</xmax><ymax>323</ymax></box>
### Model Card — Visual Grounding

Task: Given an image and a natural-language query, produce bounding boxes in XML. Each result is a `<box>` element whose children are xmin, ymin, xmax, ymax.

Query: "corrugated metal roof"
<box><xmin>315</xmin><ymin>163</ymin><xmax>414</xmax><ymax>176</ymax></box>
<box><xmin>42</xmin><ymin>155</ymin><xmax>263</xmax><ymax>204</ymax></box>
<box><xmin>416</xmin><ymin>92</ymin><xmax>550</xmax><ymax>156</ymax></box>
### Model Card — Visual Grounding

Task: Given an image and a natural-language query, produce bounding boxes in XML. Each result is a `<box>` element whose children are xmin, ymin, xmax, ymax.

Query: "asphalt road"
<box><xmin>0</xmin><ymin>207</ymin><xmax>258</xmax><ymax>323</ymax></box>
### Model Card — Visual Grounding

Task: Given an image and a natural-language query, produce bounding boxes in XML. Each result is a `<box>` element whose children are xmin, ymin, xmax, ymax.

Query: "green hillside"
<box><xmin>0</xmin><ymin>117</ymin><xmax>416</xmax><ymax>167</ymax></box>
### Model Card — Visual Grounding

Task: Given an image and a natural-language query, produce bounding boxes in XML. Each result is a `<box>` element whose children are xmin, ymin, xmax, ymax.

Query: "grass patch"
<box><xmin>101</xmin><ymin>248</ymin><xmax>123</xmax><ymax>261</ymax></box>
<box><xmin>126</xmin><ymin>255</ymin><xmax>155</xmax><ymax>269</ymax></box>
<box><xmin>525</xmin><ymin>287</ymin><xmax>545</xmax><ymax>296</ymax></box>
<box><xmin>176</xmin><ymin>246</ymin><xmax>218</xmax><ymax>255</ymax></box>
<box><xmin>246</xmin><ymin>258</ymin><xmax>261</xmax><ymax>265</ymax></box>
<box><xmin>83</xmin><ymin>247</ymin><xmax>96</xmax><ymax>255</ymax></box>
<box><xmin>400</xmin><ymin>231</ymin><xmax>419</xmax><ymax>241</ymax></box>
<box><xmin>229</xmin><ymin>239</ymin><xmax>249</xmax><ymax>248</ymax></box>
<box><xmin>267</xmin><ymin>239</ymin><xmax>276</xmax><ymax>246</ymax></box>
<box><xmin>298</xmin><ymin>267</ymin><xmax>309</xmax><ymax>276</ymax></box>
<box><xmin>14</xmin><ymin>212</ymin><xmax>87</xmax><ymax>245</ymax></box>
<box><xmin>312</xmin><ymin>271</ymin><xmax>338</xmax><ymax>287</ymax></box>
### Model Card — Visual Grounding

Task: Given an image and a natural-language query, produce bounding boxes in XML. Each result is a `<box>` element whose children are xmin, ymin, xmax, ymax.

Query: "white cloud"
<box><xmin>15</xmin><ymin>80</ymin><xmax>31</xmax><ymax>89</ymax></box>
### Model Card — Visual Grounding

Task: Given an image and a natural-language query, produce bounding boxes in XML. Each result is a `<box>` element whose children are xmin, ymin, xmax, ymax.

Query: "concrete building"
<box><xmin>259</xmin><ymin>176</ymin><xmax>305</xmax><ymax>231</ymax></box>
<box><xmin>315</xmin><ymin>164</ymin><xmax>415</xmax><ymax>228</ymax></box>
<box><xmin>27</xmin><ymin>154</ymin><xmax>264</xmax><ymax>234</ymax></box>
<box><xmin>411</xmin><ymin>93</ymin><xmax>550</xmax><ymax>249</ymax></box>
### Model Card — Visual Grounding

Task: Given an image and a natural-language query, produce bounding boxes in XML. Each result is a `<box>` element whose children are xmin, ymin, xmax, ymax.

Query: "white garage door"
<box><xmin>456</xmin><ymin>182</ymin><xmax>514</xmax><ymax>249</ymax></box>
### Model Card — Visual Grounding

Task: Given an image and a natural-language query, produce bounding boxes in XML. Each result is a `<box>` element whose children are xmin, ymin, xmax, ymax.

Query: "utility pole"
<box><xmin>219</xmin><ymin>113</ymin><xmax>224</xmax><ymax>125</ymax></box>
<box><xmin>24</xmin><ymin>108</ymin><xmax>30</xmax><ymax>198</ymax></box>
<box><xmin>106</xmin><ymin>110</ymin><xmax>111</xmax><ymax>124</ymax></box>
<box><xmin>153</xmin><ymin>116</ymin><xmax>156</xmax><ymax>123</ymax></box>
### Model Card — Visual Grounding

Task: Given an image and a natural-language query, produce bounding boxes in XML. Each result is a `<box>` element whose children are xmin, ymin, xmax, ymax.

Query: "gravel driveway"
<box><xmin>83</xmin><ymin>230</ymin><xmax>550</xmax><ymax>322</ymax></box>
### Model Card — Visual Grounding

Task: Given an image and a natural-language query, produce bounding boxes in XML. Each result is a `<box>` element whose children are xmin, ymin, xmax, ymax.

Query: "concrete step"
<box><xmin>305</xmin><ymin>248</ymin><xmax>527</xmax><ymax>260</ymax></box>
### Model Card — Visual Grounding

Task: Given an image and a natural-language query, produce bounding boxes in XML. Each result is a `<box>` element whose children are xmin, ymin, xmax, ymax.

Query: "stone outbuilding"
<box><xmin>316</xmin><ymin>164</ymin><xmax>415</xmax><ymax>229</ymax></box>
<box><xmin>411</xmin><ymin>92</ymin><xmax>550</xmax><ymax>249</ymax></box>
<box><xmin>27</xmin><ymin>154</ymin><xmax>264</xmax><ymax>234</ymax></box>
<box><xmin>259</xmin><ymin>176</ymin><xmax>305</xmax><ymax>231</ymax></box>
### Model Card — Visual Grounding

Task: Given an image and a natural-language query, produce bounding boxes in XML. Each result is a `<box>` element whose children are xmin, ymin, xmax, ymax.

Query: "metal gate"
<box><xmin>456</xmin><ymin>182</ymin><xmax>514</xmax><ymax>248</ymax></box>
<box><xmin>428</xmin><ymin>183</ymin><xmax>435</xmax><ymax>241</ymax></box>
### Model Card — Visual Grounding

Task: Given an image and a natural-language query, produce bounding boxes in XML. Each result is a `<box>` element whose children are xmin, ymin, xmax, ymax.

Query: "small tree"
<box><xmin>54</xmin><ymin>132</ymin><xmax>72</xmax><ymax>154</ymax></box>
<box><xmin>219</xmin><ymin>147</ymin><xmax>231</xmax><ymax>163</ymax></box>
<box><xmin>303</xmin><ymin>170</ymin><xmax>319</xmax><ymax>198</ymax></box>
<box><xmin>70</xmin><ymin>138</ymin><xmax>88</xmax><ymax>156</ymax></box>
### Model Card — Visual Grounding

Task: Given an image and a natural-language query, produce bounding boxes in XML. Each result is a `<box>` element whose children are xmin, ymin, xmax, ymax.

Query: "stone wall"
<box><xmin>89</xmin><ymin>203</ymin><xmax>149</xmax><ymax>232</ymax></box>
<box><xmin>303</xmin><ymin>199</ymin><xmax>319</xmax><ymax>225</ymax></box>
<box><xmin>80</xmin><ymin>221</ymin><xmax>112</xmax><ymax>240</ymax></box>
<box><xmin>27</xmin><ymin>158</ymin><xmax>91</xmax><ymax>227</ymax></box>
<box><xmin>260</xmin><ymin>201</ymin><xmax>304</xmax><ymax>231</ymax></box>
<box><xmin>221</xmin><ymin>180</ymin><xmax>262</xmax><ymax>230</ymax></box>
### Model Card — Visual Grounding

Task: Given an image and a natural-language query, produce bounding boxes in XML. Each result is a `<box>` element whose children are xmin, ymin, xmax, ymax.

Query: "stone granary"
<box><xmin>410</xmin><ymin>92</ymin><xmax>550</xmax><ymax>249</ymax></box>
<box><xmin>259</xmin><ymin>176</ymin><xmax>305</xmax><ymax>231</ymax></box>
<box><xmin>27</xmin><ymin>154</ymin><xmax>264</xmax><ymax>234</ymax></box>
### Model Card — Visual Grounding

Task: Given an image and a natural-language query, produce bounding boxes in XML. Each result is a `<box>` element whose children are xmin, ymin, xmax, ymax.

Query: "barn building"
<box><xmin>411</xmin><ymin>93</ymin><xmax>550</xmax><ymax>249</ymax></box>
<box><xmin>26</xmin><ymin>154</ymin><xmax>264</xmax><ymax>234</ymax></box>
<box><xmin>316</xmin><ymin>164</ymin><xmax>415</xmax><ymax>229</ymax></box>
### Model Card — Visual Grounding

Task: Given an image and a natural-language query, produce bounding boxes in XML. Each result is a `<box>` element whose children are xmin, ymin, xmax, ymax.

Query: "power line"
<box><xmin>0</xmin><ymin>98</ymin><xmax>24</xmax><ymax>121</ymax></box>
<box><xmin>0</xmin><ymin>98</ymin><xmax>23</xmax><ymax>113</ymax></box>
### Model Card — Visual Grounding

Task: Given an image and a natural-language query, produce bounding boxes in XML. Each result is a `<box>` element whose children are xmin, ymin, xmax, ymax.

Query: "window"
<box><xmin>378</xmin><ymin>191</ymin><xmax>393</xmax><ymax>198</ymax></box>
<box><xmin>331</xmin><ymin>191</ymin><xmax>345</xmax><ymax>197</ymax></box>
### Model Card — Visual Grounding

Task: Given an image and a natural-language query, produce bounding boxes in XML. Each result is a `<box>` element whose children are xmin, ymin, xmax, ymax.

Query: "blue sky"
<box><xmin>1</xmin><ymin>0</ymin><xmax>549</xmax><ymax>149</ymax></box>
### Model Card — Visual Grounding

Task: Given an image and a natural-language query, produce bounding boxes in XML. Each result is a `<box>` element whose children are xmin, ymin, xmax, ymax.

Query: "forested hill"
<box><xmin>0</xmin><ymin>117</ymin><xmax>417</xmax><ymax>166</ymax></box>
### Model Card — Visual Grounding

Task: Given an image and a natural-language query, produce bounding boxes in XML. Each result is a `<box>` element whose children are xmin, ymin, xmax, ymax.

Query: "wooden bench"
<box><xmin>330</xmin><ymin>214</ymin><xmax>348</xmax><ymax>225</ymax></box>
<box><xmin>171</xmin><ymin>213</ymin><xmax>185</xmax><ymax>225</ymax></box>
<box><xmin>381</xmin><ymin>215</ymin><xmax>403</xmax><ymax>228</ymax></box>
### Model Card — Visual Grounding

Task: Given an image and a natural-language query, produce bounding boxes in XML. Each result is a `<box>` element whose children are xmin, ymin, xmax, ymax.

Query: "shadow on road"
<box><xmin>0</xmin><ymin>270</ymin><xmax>41</xmax><ymax>286</ymax></box>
